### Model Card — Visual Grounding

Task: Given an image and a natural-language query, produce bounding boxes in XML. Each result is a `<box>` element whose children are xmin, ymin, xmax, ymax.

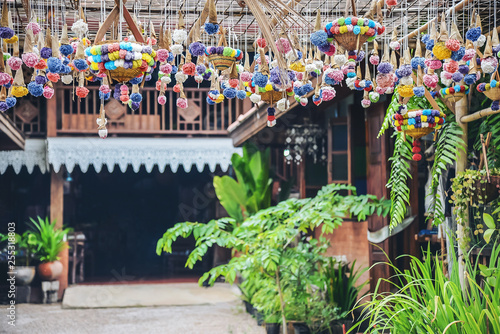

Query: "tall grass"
<box><xmin>353</xmin><ymin>244</ymin><xmax>500</xmax><ymax>334</ymax></box>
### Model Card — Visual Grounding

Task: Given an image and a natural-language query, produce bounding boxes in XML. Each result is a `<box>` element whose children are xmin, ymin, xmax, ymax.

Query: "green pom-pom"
<box><xmin>327</xmin><ymin>37</ymin><xmax>334</xmax><ymax>43</ymax></box>
<box><xmin>367</xmin><ymin>36</ymin><xmax>376</xmax><ymax>42</ymax></box>
<box><xmin>223</xmin><ymin>47</ymin><xmax>232</xmax><ymax>57</ymax></box>
<box><xmin>338</xmin><ymin>17</ymin><xmax>345</xmax><ymax>25</ymax></box>
<box><xmin>357</xmin><ymin>18</ymin><xmax>364</xmax><ymax>26</ymax></box>
<box><xmin>258</xmin><ymin>87</ymin><xmax>266</xmax><ymax>93</ymax></box>
<box><xmin>3</xmin><ymin>53</ymin><xmax>11</xmax><ymax>61</ymax></box>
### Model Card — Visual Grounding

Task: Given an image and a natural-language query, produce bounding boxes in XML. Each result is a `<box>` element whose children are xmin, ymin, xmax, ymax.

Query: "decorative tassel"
<box><xmin>412</xmin><ymin>139</ymin><xmax>422</xmax><ymax>161</ymax></box>
<box><xmin>267</xmin><ymin>107</ymin><xmax>276</xmax><ymax>127</ymax></box>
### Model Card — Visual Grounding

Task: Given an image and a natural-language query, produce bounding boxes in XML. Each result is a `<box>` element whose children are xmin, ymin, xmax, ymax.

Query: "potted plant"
<box><xmin>29</xmin><ymin>217</ymin><xmax>71</xmax><ymax>281</ymax></box>
<box><xmin>0</xmin><ymin>231</ymin><xmax>38</xmax><ymax>285</ymax></box>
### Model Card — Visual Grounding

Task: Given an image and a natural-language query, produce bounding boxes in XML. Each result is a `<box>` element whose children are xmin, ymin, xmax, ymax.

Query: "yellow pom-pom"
<box><xmin>394</xmin><ymin>120</ymin><xmax>400</xmax><ymax>127</ymax></box>
<box><xmin>90</xmin><ymin>63</ymin><xmax>99</xmax><ymax>71</ymax></box>
<box><xmin>445</xmin><ymin>88</ymin><xmax>450</xmax><ymax>95</ymax></box>
<box><xmin>421</xmin><ymin>116</ymin><xmax>427</xmax><ymax>122</ymax></box>
<box><xmin>243</xmin><ymin>81</ymin><xmax>249</xmax><ymax>87</ymax></box>
<box><xmin>109</xmin><ymin>51</ymin><xmax>119</xmax><ymax>61</ymax></box>
<box><xmin>485</xmin><ymin>84</ymin><xmax>491</xmax><ymax>90</ymax></box>
<box><xmin>265</xmin><ymin>84</ymin><xmax>273</xmax><ymax>91</ymax></box>
<box><xmin>398</xmin><ymin>84</ymin><xmax>415</xmax><ymax>98</ymax></box>
<box><xmin>246</xmin><ymin>91</ymin><xmax>251</xmax><ymax>96</ymax></box>
<box><xmin>339</xmin><ymin>26</ymin><xmax>348</xmax><ymax>34</ymax></box>
<box><xmin>90</xmin><ymin>46</ymin><xmax>97</xmax><ymax>55</ymax></box>
<box><xmin>408</xmin><ymin>125</ymin><xmax>415</xmax><ymax>130</ymax></box>
<box><xmin>432</xmin><ymin>42</ymin><xmax>452</xmax><ymax>60</ymax></box>
<box><xmin>230</xmin><ymin>50</ymin><xmax>237</xmax><ymax>57</ymax></box>
<box><xmin>5</xmin><ymin>35</ymin><xmax>18</xmax><ymax>44</ymax></box>
<box><xmin>216</xmin><ymin>94</ymin><xmax>224</xmax><ymax>103</ymax></box>
<box><xmin>12</xmin><ymin>86</ymin><xmax>28</xmax><ymax>98</ymax></box>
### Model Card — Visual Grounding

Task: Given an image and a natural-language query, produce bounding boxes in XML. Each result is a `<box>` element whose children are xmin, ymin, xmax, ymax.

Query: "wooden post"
<box><xmin>50</xmin><ymin>168</ymin><xmax>68</xmax><ymax>299</ymax></box>
<box><xmin>455</xmin><ymin>95</ymin><xmax>468</xmax><ymax>289</ymax></box>
<box><xmin>46</xmin><ymin>91</ymin><xmax>57</xmax><ymax>137</ymax></box>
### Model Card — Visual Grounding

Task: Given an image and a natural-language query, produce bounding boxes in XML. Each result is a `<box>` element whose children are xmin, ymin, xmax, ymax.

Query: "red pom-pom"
<box><xmin>182</xmin><ymin>62</ymin><xmax>196</xmax><ymax>76</ymax></box>
<box><xmin>449</xmin><ymin>87</ymin><xmax>455</xmax><ymax>94</ymax></box>
<box><xmin>377</xmin><ymin>26</ymin><xmax>385</xmax><ymax>35</ymax></box>
<box><xmin>173</xmin><ymin>84</ymin><xmax>181</xmax><ymax>93</ymax></box>
<box><xmin>412</xmin><ymin>153</ymin><xmax>422</xmax><ymax>161</ymax></box>
<box><xmin>412</xmin><ymin>147</ymin><xmax>421</xmax><ymax>153</ymax></box>
<box><xmin>386</xmin><ymin>0</ymin><xmax>397</xmax><ymax>6</ymax></box>
<box><xmin>47</xmin><ymin>72</ymin><xmax>60</xmax><ymax>82</ymax></box>
<box><xmin>460</xmin><ymin>86</ymin><xmax>465</xmax><ymax>92</ymax></box>
<box><xmin>156</xmin><ymin>80</ymin><xmax>162</xmax><ymax>91</ymax></box>
<box><xmin>76</xmin><ymin>86</ymin><xmax>89</xmax><ymax>98</ymax></box>
<box><xmin>256</xmin><ymin>38</ymin><xmax>267</xmax><ymax>48</ymax></box>
<box><xmin>140</xmin><ymin>60</ymin><xmax>148</xmax><ymax>72</ymax></box>
<box><xmin>413</xmin><ymin>140</ymin><xmax>421</xmax><ymax>147</ymax></box>
<box><xmin>34</xmin><ymin>59</ymin><xmax>47</xmax><ymax>70</ymax></box>
<box><xmin>229</xmin><ymin>79</ymin><xmax>239</xmax><ymax>88</ymax></box>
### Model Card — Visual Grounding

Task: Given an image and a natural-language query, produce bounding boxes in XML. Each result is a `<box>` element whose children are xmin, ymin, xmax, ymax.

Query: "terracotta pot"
<box><xmin>16</xmin><ymin>266</ymin><xmax>36</xmax><ymax>286</ymax></box>
<box><xmin>38</xmin><ymin>261</ymin><xmax>63</xmax><ymax>281</ymax></box>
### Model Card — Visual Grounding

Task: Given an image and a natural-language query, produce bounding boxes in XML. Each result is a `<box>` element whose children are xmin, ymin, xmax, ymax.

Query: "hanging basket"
<box><xmin>441</xmin><ymin>92</ymin><xmax>465</xmax><ymax>103</ymax></box>
<box><xmin>94</xmin><ymin>40</ymin><xmax>144</xmax><ymax>83</ymax></box>
<box><xmin>392</xmin><ymin>109</ymin><xmax>446</xmax><ymax>139</ymax></box>
<box><xmin>208</xmin><ymin>55</ymin><xmax>236</xmax><ymax>71</ymax></box>
<box><xmin>472</xmin><ymin>175</ymin><xmax>500</xmax><ymax>204</ymax></box>
<box><xmin>260</xmin><ymin>90</ymin><xmax>283</xmax><ymax>103</ymax></box>
<box><xmin>405</xmin><ymin>127</ymin><xmax>435</xmax><ymax>139</ymax></box>
<box><xmin>484</xmin><ymin>87</ymin><xmax>500</xmax><ymax>101</ymax></box>
<box><xmin>334</xmin><ymin>32</ymin><xmax>370</xmax><ymax>52</ymax></box>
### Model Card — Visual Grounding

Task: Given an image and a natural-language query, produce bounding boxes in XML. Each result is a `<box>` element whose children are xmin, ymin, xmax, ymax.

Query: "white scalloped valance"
<box><xmin>0</xmin><ymin>137</ymin><xmax>241</xmax><ymax>174</ymax></box>
<box><xmin>0</xmin><ymin>139</ymin><xmax>47</xmax><ymax>174</ymax></box>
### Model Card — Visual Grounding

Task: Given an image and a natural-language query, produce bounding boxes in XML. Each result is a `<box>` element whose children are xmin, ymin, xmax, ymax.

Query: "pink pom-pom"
<box><xmin>332</xmin><ymin>69</ymin><xmax>344</xmax><ymax>82</ymax></box>
<box><xmin>294</xmin><ymin>81</ymin><xmax>303</xmax><ymax>89</ymax></box>
<box><xmin>322</xmin><ymin>88</ymin><xmax>336</xmax><ymax>101</ymax></box>
<box><xmin>376</xmin><ymin>86</ymin><xmax>387</xmax><ymax>94</ymax></box>
<box><xmin>386</xmin><ymin>0</ymin><xmax>397</xmax><ymax>6</ymax></box>
<box><xmin>442</xmin><ymin>71</ymin><xmax>453</xmax><ymax>80</ymax></box>
<box><xmin>43</xmin><ymin>86</ymin><xmax>54</xmax><ymax>99</ymax></box>
<box><xmin>424</xmin><ymin>59</ymin><xmax>442</xmax><ymax>70</ymax></box>
<box><xmin>423</xmin><ymin>74</ymin><xmax>439</xmax><ymax>88</ymax></box>
<box><xmin>22</xmin><ymin>52</ymin><xmax>38</xmax><ymax>68</ymax></box>
<box><xmin>241</xmin><ymin>71</ymin><xmax>253</xmax><ymax>82</ymax></box>
<box><xmin>324</xmin><ymin>44</ymin><xmax>336</xmax><ymax>56</ymax></box>
<box><xmin>462</xmin><ymin>48</ymin><xmax>476</xmax><ymax>61</ymax></box>
<box><xmin>120</xmin><ymin>85</ymin><xmax>129</xmax><ymax>92</ymax></box>
<box><xmin>96</xmin><ymin>72</ymin><xmax>107</xmax><ymax>78</ymax></box>
<box><xmin>444</xmin><ymin>60</ymin><xmax>458</xmax><ymax>73</ymax></box>
<box><xmin>158</xmin><ymin>95</ymin><xmax>166</xmax><ymax>105</ymax></box>
<box><xmin>361</xmin><ymin>99</ymin><xmax>371</xmax><ymax>108</ymax></box>
<box><xmin>376</xmin><ymin>73</ymin><xmax>393</xmax><ymax>88</ymax></box>
<box><xmin>182</xmin><ymin>62</ymin><xmax>196</xmax><ymax>76</ymax></box>
<box><xmin>99</xmin><ymin>85</ymin><xmax>111</xmax><ymax>94</ymax></box>
<box><xmin>176</xmin><ymin>97</ymin><xmax>188</xmax><ymax>109</ymax></box>
<box><xmin>71</xmin><ymin>42</ymin><xmax>78</xmax><ymax>53</ymax></box>
<box><xmin>120</xmin><ymin>95</ymin><xmax>129</xmax><ymax>103</ymax></box>
<box><xmin>256</xmin><ymin>55</ymin><xmax>269</xmax><ymax>65</ymax></box>
<box><xmin>369</xmin><ymin>55</ymin><xmax>380</xmax><ymax>65</ymax></box>
<box><xmin>26</xmin><ymin>22</ymin><xmax>41</xmax><ymax>35</ymax></box>
<box><xmin>157</xmin><ymin>49</ymin><xmax>169</xmax><ymax>63</ymax></box>
<box><xmin>275</xmin><ymin>38</ymin><xmax>292</xmax><ymax>54</ymax></box>
<box><xmin>296</xmin><ymin>72</ymin><xmax>304</xmax><ymax>81</ymax></box>
<box><xmin>445</xmin><ymin>39</ymin><xmax>461</xmax><ymax>52</ymax></box>
<box><xmin>156</xmin><ymin>80</ymin><xmax>162</xmax><ymax>91</ymax></box>
<box><xmin>7</xmin><ymin>57</ymin><xmax>22</xmax><ymax>71</ymax></box>
<box><xmin>228</xmin><ymin>79</ymin><xmax>239</xmax><ymax>88</ymax></box>
<box><xmin>160</xmin><ymin>63</ymin><xmax>172</xmax><ymax>74</ymax></box>
<box><xmin>0</xmin><ymin>72</ymin><xmax>12</xmax><ymax>85</ymax></box>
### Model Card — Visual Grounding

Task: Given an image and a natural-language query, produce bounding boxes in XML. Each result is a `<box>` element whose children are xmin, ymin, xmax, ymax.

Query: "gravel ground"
<box><xmin>2</xmin><ymin>301</ymin><xmax>266</xmax><ymax>334</ymax></box>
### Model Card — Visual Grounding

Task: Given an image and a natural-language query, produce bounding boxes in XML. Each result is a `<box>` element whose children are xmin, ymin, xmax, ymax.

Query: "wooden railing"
<box><xmin>47</xmin><ymin>85</ymin><xmax>243</xmax><ymax>136</ymax></box>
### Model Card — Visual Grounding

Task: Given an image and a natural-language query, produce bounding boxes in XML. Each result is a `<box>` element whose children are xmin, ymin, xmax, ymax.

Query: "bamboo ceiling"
<box><xmin>7</xmin><ymin>0</ymin><xmax>500</xmax><ymax>51</ymax></box>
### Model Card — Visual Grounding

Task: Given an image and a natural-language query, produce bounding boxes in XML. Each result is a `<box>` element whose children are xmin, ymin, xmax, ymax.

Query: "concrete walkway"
<box><xmin>5</xmin><ymin>300</ymin><xmax>265</xmax><ymax>334</ymax></box>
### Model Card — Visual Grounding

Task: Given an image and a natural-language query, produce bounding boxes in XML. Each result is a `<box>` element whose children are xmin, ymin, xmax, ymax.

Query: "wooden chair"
<box><xmin>68</xmin><ymin>232</ymin><xmax>86</xmax><ymax>284</ymax></box>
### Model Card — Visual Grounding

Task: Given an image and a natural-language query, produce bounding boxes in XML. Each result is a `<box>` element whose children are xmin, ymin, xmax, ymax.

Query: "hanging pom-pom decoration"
<box><xmin>158</xmin><ymin>93</ymin><xmax>167</xmax><ymax>105</ymax></box>
<box><xmin>96</xmin><ymin>105</ymin><xmax>108</xmax><ymax>139</ymax></box>
<box><xmin>43</xmin><ymin>85</ymin><xmax>54</xmax><ymax>99</ymax></box>
<box><xmin>267</xmin><ymin>107</ymin><xmax>276</xmax><ymax>127</ymax></box>
<box><xmin>27</xmin><ymin>82</ymin><xmax>44</xmax><ymax>97</ymax></box>
<box><xmin>76</xmin><ymin>86</ymin><xmax>89</xmax><ymax>98</ymax></box>
<box><xmin>120</xmin><ymin>85</ymin><xmax>130</xmax><ymax>103</ymax></box>
<box><xmin>412</xmin><ymin>139</ymin><xmax>422</xmax><ymax>161</ymax></box>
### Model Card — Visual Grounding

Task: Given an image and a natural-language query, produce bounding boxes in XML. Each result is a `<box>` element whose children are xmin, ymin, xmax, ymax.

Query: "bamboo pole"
<box><xmin>455</xmin><ymin>95</ymin><xmax>468</xmax><ymax>290</ymax></box>
<box><xmin>397</xmin><ymin>0</ymin><xmax>474</xmax><ymax>43</ymax></box>
<box><xmin>460</xmin><ymin>107</ymin><xmax>500</xmax><ymax>123</ymax></box>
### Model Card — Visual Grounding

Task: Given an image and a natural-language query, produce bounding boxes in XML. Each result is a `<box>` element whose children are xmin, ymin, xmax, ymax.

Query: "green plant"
<box><xmin>353</xmin><ymin>244</ymin><xmax>500</xmax><ymax>334</ymax></box>
<box><xmin>213</xmin><ymin>143</ymin><xmax>272</xmax><ymax>223</ymax></box>
<box><xmin>482</xmin><ymin>212</ymin><xmax>499</xmax><ymax>244</ymax></box>
<box><xmin>0</xmin><ymin>231</ymin><xmax>38</xmax><ymax>266</ymax></box>
<box><xmin>29</xmin><ymin>217</ymin><xmax>71</xmax><ymax>262</ymax></box>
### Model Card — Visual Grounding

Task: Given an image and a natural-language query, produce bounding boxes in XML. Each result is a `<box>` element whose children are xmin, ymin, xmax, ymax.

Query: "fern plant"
<box><xmin>29</xmin><ymin>217</ymin><xmax>71</xmax><ymax>262</ymax></box>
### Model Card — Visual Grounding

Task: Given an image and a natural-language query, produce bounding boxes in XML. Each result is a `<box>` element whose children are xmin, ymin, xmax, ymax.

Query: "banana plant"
<box><xmin>213</xmin><ymin>143</ymin><xmax>272</xmax><ymax>223</ymax></box>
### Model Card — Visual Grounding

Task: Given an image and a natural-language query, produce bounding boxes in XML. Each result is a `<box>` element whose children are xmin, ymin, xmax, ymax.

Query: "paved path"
<box><xmin>3</xmin><ymin>300</ymin><xmax>265</xmax><ymax>334</ymax></box>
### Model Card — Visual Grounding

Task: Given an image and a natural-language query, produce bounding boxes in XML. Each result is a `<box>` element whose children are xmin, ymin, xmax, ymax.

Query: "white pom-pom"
<box><xmin>171</xmin><ymin>44</ymin><xmax>184</xmax><ymax>55</ymax></box>
<box><xmin>314</xmin><ymin>60</ymin><xmax>324</xmax><ymax>70</ymax></box>
<box><xmin>195</xmin><ymin>75</ymin><xmax>203</xmax><ymax>83</ymax></box>
<box><xmin>172</xmin><ymin>29</ymin><xmax>188</xmax><ymax>44</ymax></box>
<box><xmin>389</xmin><ymin>41</ymin><xmax>401</xmax><ymax>50</ymax></box>
<box><xmin>299</xmin><ymin>97</ymin><xmax>308</xmax><ymax>106</ymax></box>
<box><xmin>476</xmin><ymin>35</ymin><xmax>486</xmax><ymax>47</ymax></box>
<box><xmin>285</xmin><ymin>50</ymin><xmax>298</xmax><ymax>62</ymax></box>
<box><xmin>346</xmin><ymin>77</ymin><xmax>356</xmax><ymax>89</ymax></box>
<box><xmin>98</xmin><ymin>128</ymin><xmax>108</xmax><ymax>139</ymax></box>
<box><xmin>61</xmin><ymin>75</ymin><xmax>73</xmax><ymax>85</ymax></box>
<box><xmin>399</xmin><ymin>105</ymin><xmax>408</xmax><ymax>115</ymax></box>
<box><xmin>175</xmin><ymin>72</ymin><xmax>188</xmax><ymax>83</ymax></box>
<box><xmin>386</xmin><ymin>86</ymin><xmax>394</xmax><ymax>94</ymax></box>
<box><xmin>250</xmin><ymin>93</ymin><xmax>261</xmax><ymax>103</ymax></box>
<box><xmin>276</xmin><ymin>98</ymin><xmax>289</xmax><ymax>111</ymax></box>
<box><xmin>161</xmin><ymin>76</ymin><xmax>171</xmax><ymax>84</ymax></box>
<box><xmin>334</xmin><ymin>55</ymin><xmax>347</xmax><ymax>67</ymax></box>
<box><xmin>267</xmin><ymin>119</ymin><xmax>276</xmax><ymax>127</ymax></box>
<box><xmin>305</xmin><ymin>63</ymin><xmax>316</xmax><ymax>72</ymax></box>
<box><xmin>271</xmin><ymin>59</ymin><xmax>278</xmax><ymax>68</ymax></box>
<box><xmin>400</xmin><ymin>76</ymin><xmax>413</xmax><ymax>85</ymax></box>
<box><xmin>71</xmin><ymin>19</ymin><xmax>88</xmax><ymax>36</ymax></box>
<box><xmin>237</xmin><ymin>64</ymin><xmax>244</xmax><ymax>73</ymax></box>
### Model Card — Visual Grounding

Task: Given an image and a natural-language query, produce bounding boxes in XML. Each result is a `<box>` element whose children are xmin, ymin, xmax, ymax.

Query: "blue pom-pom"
<box><xmin>129</xmin><ymin>76</ymin><xmax>143</xmax><ymax>85</ymax></box>
<box><xmin>59</xmin><ymin>44</ymin><xmax>74</xmax><ymax>57</ymax></box>
<box><xmin>267</xmin><ymin>107</ymin><xmax>275</xmax><ymax>116</ymax></box>
<box><xmin>450</xmin><ymin>47</ymin><xmax>465</xmax><ymax>61</ymax></box>
<box><xmin>0</xmin><ymin>27</ymin><xmax>14</xmax><ymax>39</ymax></box>
<box><xmin>27</xmin><ymin>82</ymin><xmax>44</xmax><ymax>97</ymax></box>
<box><xmin>204</xmin><ymin>23</ymin><xmax>220</xmax><ymax>35</ymax></box>
<box><xmin>0</xmin><ymin>101</ymin><xmax>8</xmax><ymax>112</ymax></box>
<box><xmin>236</xmin><ymin>90</ymin><xmax>247</xmax><ymax>100</ymax></box>
<box><xmin>40</xmin><ymin>47</ymin><xmax>52</xmax><ymax>59</ymax></box>
<box><xmin>47</xmin><ymin>57</ymin><xmax>62</xmax><ymax>73</ymax></box>
<box><xmin>253</xmin><ymin>72</ymin><xmax>269</xmax><ymax>87</ymax></box>
<box><xmin>413</xmin><ymin>86</ymin><xmax>425</xmax><ymax>97</ymax></box>
<box><xmin>310</xmin><ymin>30</ymin><xmax>329</xmax><ymax>47</ymax></box>
<box><xmin>411</xmin><ymin>57</ymin><xmax>425</xmax><ymax>70</ymax></box>
<box><xmin>421</xmin><ymin>34</ymin><xmax>430</xmax><ymax>44</ymax></box>
<box><xmin>167</xmin><ymin>52</ymin><xmax>174</xmax><ymax>62</ymax></box>
<box><xmin>130</xmin><ymin>92</ymin><xmax>143</xmax><ymax>103</ymax></box>
<box><xmin>99</xmin><ymin>91</ymin><xmax>111</xmax><ymax>100</ymax></box>
<box><xmin>60</xmin><ymin>65</ymin><xmax>72</xmax><ymax>74</ymax></box>
<box><xmin>223</xmin><ymin>87</ymin><xmax>237</xmax><ymax>99</ymax></box>
<box><xmin>492</xmin><ymin>100</ymin><xmax>500</xmax><ymax>111</ymax></box>
<box><xmin>171</xmin><ymin>65</ymin><xmax>178</xmax><ymax>74</ymax></box>
<box><xmin>425</xmin><ymin>40</ymin><xmax>435</xmax><ymax>51</ymax></box>
<box><xmin>206</xmin><ymin>96</ymin><xmax>215</xmax><ymax>105</ymax></box>
<box><xmin>466</xmin><ymin>27</ymin><xmax>481</xmax><ymax>42</ymax></box>
<box><xmin>324</xmin><ymin>76</ymin><xmax>337</xmax><ymax>86</ymax></box>
<box><xmin>353</xmin><ymin>26</ymin><xmax>361</xmax><ymax>35</ymax></box>
<box><xmin>464</xmin><ymin>73</ymin><xmax>477</xmax><ymax>85</ymax></box>
<box><xmin>6</xmin><ymin>97</ymin><xmax>16</xmax><ymax>108</ymax></box>
<box><xmin>73</xmin><ymin>59</ymin><xmax>88</xmax><ymax>71</ymax></box>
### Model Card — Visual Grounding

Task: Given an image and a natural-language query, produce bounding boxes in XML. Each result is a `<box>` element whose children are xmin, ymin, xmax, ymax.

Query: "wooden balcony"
<box><xmin>36</xmin><ymin>84</ymin><xmax>245</xmax><ymax>137</ymax></box>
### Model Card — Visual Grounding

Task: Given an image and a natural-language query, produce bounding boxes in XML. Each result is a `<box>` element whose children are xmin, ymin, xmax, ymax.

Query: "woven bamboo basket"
<box><xmin>333</xmin><ymin>32</ymin><xmax>369</xmax><ymax>51</ymax></box>
<box><xmin>442</xmin><ymin>92</ymin><xmax>465</xmax><ymax>103</ymax></box>
<box><xmin>472</xmin><ymin>175</ymin><xmax>500</xmax><ymax>203</ymax></box>
<box><xmin>95</xmin><ymin>41</ymin><xmax>144</xmax><ymax>83</ymax></box>
<box><xmin>484</xmin><ymin>87</ymin><xmax>500</xmax><ymax>101</ymax></box>
<box><xmin>405</xmin><ymin>127</ymin><xmax>434</xmax><ymax>139</ymax></box>
<box><xmin>208</xmin><ymin>55</ymin><xmax>235</xmax><ymax>71</ymax></box>
<box><xmin>260</xmin><ymin>90</ymin><xmax>283</xmax><ymax>103</ymax></box>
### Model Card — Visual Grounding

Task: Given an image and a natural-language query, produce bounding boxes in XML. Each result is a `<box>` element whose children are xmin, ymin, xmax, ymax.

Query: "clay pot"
<box><xmin>16</xmin><ymin>266</ymin><xmax>36</xmax><ymax>285</ymax></box>
<box><xmin>38</xmin><ymin>261</ymin><xmax>63</xmax><ymax>281</ymax></box>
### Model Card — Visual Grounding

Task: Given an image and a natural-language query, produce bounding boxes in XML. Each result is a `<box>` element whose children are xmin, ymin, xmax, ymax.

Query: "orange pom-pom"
<box><xmin>76</xmin><ymin>86</ymin><xmax>89</xmax><ymax>98</ymax></box>
<box><xmin>173</xmin><ymin>84</ymin><xmax>181</xmax><ymax>93</ymax></box>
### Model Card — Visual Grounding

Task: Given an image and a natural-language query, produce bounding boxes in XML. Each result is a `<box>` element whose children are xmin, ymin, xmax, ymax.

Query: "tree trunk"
<box><xmin>275</xmin><ymin>267</ymin><xmax>288</xmax><ymax>334</ymax></box>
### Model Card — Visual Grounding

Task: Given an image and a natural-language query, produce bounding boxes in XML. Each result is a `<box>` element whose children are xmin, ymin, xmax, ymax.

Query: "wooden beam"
<box><xmin>47</xmin><ymin>91</ymin><xmax>57</xmax><ymax>137</ymax></box>
<box><xmin>0</xmin><ymin>112</ymin><xmax>25</xmax><ymax>150</ymax></box>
